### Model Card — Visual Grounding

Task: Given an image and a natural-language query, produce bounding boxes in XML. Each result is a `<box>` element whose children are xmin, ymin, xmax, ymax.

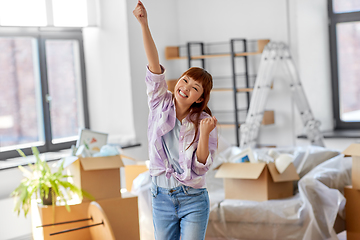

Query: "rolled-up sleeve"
<box><xmin>145</xmin><ymin>65</ymin><xmax>168</xmax><ymax>110</ymax></box>
<box><xmin>191</xmin><ymin>127</ymin><xmax>218</xmax><ymax>176</ymax></box>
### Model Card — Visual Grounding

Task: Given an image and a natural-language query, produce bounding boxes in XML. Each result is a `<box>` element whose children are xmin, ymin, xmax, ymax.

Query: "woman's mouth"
<box><xmin>178</xmin><ymin>89</ymin><xmax>188</xmax><ymax>98</ymax></box>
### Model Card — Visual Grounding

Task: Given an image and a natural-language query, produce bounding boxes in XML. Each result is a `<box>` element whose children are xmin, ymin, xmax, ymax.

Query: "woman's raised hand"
<box><xmin>200</xmin><ymin>116</ymin><xmax>217</xmax><ymax>136</ymax></box>
<box><xmin>133</xmin><ymin>1</ymin><xmax>148</xmax><ymax>26</ymax></box>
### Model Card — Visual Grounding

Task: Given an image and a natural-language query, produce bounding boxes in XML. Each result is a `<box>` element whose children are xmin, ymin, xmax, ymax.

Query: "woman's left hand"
<box><xmin>200</xmin><ymin>116</ymin><xmax>217</xmax><ymax>136</ymax></box>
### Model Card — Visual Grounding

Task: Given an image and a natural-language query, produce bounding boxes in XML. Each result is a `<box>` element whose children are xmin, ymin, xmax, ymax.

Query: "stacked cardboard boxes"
<box><xmin>342</xmin><ymin>144</ymin><xmax>360</xmax><ymax>240</ymax></box>
<box><xmin>31</xmin><ymin>155</ymin><xmax>141</xmax><ymax>240</ymax></box>
<box><xmin>215</xmin><ymin>161</ymin><xmax>299</xmax><ymax>201</ymax></box>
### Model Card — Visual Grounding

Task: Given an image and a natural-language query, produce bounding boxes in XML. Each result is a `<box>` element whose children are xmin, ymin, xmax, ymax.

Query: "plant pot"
<box><xmin>42</xmin><ymin>188</ymin><xmax>54</xmax><ymax>205</ymax></box>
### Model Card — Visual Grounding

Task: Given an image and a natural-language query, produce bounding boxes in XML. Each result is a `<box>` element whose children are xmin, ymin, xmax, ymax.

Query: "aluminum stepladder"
<box><xmin>240</xmin><ymin>42</ymin><xmax>325</xmax><ymax>148</ymax></box>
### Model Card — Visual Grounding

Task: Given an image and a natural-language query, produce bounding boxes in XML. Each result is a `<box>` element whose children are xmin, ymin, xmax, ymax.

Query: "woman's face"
<box><xmin>174</xmin><ymin>75</ymin><xmax>204</xmax><ymax>107</ymax></box>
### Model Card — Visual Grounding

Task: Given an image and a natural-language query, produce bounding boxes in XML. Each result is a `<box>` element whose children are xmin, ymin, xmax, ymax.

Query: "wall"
<box><xmin>82</xmin><ymin>0</ymin><xmax>136</xmax><ymax>146</ymax></box>
<box><xmin>293</xmin><ymin>0</ymin><xmax>334</xmax><ymax>137</ymax></box>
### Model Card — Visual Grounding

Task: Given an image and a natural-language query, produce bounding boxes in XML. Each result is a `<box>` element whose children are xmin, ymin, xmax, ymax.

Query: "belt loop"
<box><xmin>155</xmin><ymin>185</ymin><xmax>158</xmax><ymax>196</ymax></box>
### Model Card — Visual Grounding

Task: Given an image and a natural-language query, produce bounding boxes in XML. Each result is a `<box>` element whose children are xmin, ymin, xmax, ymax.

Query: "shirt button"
<box><xmin>180</xmin><ymin>150</ymin><xmax>183</xmax><ymax>153</ymax></box>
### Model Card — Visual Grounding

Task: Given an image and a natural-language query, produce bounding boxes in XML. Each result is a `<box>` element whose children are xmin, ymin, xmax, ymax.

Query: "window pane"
<box><xmin>336</xmin><ymin>22</ymin><xmax>360</xmax><ymax>122</ymax></box>
<box><xmin>333</xmin><ymin>0</ymin><xmax>360</xmax><ymax>13</ymax></box>
<box><xmin>52</xmin><ymin>0</ymin><xmax>88</xmax><ymax>27</ymax></box>
<box><xmin>45</xmin><ymin>40</ymin><xmax>84</xmax><ymax>143</ymax></box>
<box><xmin>0</xmin><ymin>37</ymin><xmax>44</xmax><ymax>150</ymax></box>
<box><xmin>0</xmin><ymin>0</ymin><xmax>47</xmax><ymax>26</ymax></box>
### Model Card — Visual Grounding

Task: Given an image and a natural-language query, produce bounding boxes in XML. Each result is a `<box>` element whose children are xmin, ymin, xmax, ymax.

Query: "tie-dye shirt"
<box><xmin>145</xmin><ymin>65</ymin><xmax>218</xmax><ymax>189</ymax></box>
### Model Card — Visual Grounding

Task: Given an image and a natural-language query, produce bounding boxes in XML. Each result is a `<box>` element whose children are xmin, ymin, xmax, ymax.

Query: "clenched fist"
<box><xmin>133</xmin><ymin>1</ymin><xmax>148</xmax><ymax>26</ymax></box>
<box><xmin>200</xmin><ymin>116</ymin><xmax>217</xmax><ymax>136</ymax></box>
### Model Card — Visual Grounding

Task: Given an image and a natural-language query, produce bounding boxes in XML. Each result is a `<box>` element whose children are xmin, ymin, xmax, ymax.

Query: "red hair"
<box><xmin>177</xmin><ymin>67</ymin><xmax>213</xmax><ymax>149</ymax></box>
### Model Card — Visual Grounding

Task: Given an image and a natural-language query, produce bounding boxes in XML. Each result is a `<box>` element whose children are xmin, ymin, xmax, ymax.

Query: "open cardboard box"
<box><xmin>215</xmin><ymin>162</ymin><xmax>299</xmax><ymax>201</ymax></box>
<box><xmin>344</xmin><ymin>186</ymin><xmax>360</xmax><ymax>240</ymax></box>
<box><xmin>63</xmin><ymin>155</ymin><xmax>124</xmax><ymax>201</ymax></box>
<box><xmin>342</xmin><ymin>143</ymin><xmax>360</xmax><ymax>189</ymax></box>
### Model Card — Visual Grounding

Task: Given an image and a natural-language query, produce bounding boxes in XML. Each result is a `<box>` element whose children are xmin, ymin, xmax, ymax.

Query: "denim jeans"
<box><xmin>151</xmin><ymin>183</ymin><xmax>210</xmax><ymax>240</ymax></box>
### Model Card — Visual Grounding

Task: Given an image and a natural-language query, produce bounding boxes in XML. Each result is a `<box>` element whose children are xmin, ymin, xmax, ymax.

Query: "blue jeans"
<box><xmin>151</xmin><ymin>183</ymin><xmax>210</xmax><ymax>240</ymax></box>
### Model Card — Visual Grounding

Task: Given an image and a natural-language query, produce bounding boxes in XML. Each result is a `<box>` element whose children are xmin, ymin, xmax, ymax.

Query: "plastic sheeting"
<box><xmin>132</xmin><ymin>146</ymin><xmax>351</xmax><ymax>240</ymax></box>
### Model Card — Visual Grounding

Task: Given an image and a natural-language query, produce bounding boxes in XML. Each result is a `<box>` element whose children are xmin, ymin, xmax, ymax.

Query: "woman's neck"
<box><xmin>175</xmin><ymin>101</ymin><xmax>190</xmax><ymax>122</ymax></box>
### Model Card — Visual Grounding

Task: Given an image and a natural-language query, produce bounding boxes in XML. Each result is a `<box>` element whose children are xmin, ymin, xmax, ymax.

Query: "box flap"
<box><xmin>342</xmin><ymin>144</ymin><xmax>360</xmax><ymax>157</ymax></box>
<box><xmin>267</xmin><ymin>162</ymin><xmax>299</xmax><ymax>182</ymax></box>
<box><xmin>80</xmin><ymin>155</ymin><xmax>124</xmax><ymax>171</ymax></box>
<box><xmin>62</xmin><ymin>156</ymin><xmax>79</xmax><ymax>168</ymax></box>
<box><xmin>215</xmin><ymin>162</ymin><xmax>266</xmax><ymax>179</ymax></box>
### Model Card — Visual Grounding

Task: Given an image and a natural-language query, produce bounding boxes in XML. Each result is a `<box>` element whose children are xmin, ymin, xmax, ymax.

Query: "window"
<box><xmin>0</xmin><ymin>30</ymin><xmax>89</xmax><ymax>160</ymax></box>
<box><xmin>329</xmin><ymin>0</ymin><xmax>360</xmax><ymax>129</ymax></box>
<box><xmin>0</xmin><ymin>0</ymin><xmax>96</xmax><ymax>159</ymax></box>
<box><xmin>0</xmin><ymin>0</ymin><xmax>97</xmax><ymax>27</ymax></box>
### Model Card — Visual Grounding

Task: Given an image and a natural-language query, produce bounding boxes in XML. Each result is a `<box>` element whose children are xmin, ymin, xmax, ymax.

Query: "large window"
<box><xmin>0</xmin><ymin>0</ymin><xmax>95</xmax><ymax>159</ymax></box>
<box><xmin>329</xmin><ymin>0</ymin><xmax>360</xmax><ymax>129</ymax></box>
<box><xmin>0</xmin><ymin>31</ymin><xmax>89</xmax><ymax>160</ymax></box>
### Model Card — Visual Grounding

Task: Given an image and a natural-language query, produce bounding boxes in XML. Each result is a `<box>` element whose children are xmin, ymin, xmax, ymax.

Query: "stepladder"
<box><xmin>240</xmin><ymin>42</ymin><xmax>325</xmax><ymax>149</ymax></box>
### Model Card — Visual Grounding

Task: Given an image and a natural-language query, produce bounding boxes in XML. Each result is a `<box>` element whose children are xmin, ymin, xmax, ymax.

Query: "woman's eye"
<box><xmin>183</xmin><ymin>79</ymin><xmax>187</xmax><ymax>83</ymax></box>
<box><xmin>193</xmin><ymin>87</ymin><xmax>198</xmax><ymax>91</ymax></box>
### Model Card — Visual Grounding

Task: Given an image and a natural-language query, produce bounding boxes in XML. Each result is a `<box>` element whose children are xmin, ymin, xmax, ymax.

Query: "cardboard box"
<box><xmin>342</xmin><ymin>144</ymin><xmax>360</xmax><ymax>189</ymax></box>
<box><xmin>215</xmin><ymin>162</ymin><xmax>299</xmax><ymax>201</ymax></box>
<box><xmin>63</xmin><ymin>155</ymin><xmax>124</xmax><ymax>201</ymax></box>
<box><xmin>262</xmin><ymin>110</ymin><xmax>275</xmax><ymax>125</ymax></box>
<box><xmin>124</xmin><ymin>164</ymin><xmax>149</xmax><ymax>192</ymax></box>
<box><xmin>31</xmin><ymin>196</ymin><xmax>140</xmax><ymax>240</ymax></box>
<box><xmin>344</xmin><ymin>186</ymin><xmax>360</xmax><ymax>240</ymax></box>
<box><xmin>96</xmin><ymin>196</ymin><xmax>140</xmax><ymax>240</ymax></box>
<box><xmin>31</xmin><ymin>200</ymin><xmax>91</xmax><ymax>240</ymax></box>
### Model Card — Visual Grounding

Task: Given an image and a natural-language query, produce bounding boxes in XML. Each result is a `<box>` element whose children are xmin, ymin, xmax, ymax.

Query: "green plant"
<box><xmin>11</xmin><ymin>147</ymin><xmax>93</xmax><ymax>217</ymax></box>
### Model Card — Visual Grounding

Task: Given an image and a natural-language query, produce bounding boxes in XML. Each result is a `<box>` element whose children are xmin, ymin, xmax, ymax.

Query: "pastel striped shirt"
<box><xmin>145</xmin><ymin>65</ymin><xmax>218</xmax><ymax>189</ymax></box>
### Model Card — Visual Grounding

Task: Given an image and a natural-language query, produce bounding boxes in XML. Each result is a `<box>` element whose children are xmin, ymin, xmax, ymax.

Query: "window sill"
<box><xmin>298</xmin><ymin>129</ymin><xmax>360</xmax><ymax>139</ymax></box>
<box><xmin>0</xmin><ymin>143</ymin><xmax>141</xmax><ymax>171</ymax></box>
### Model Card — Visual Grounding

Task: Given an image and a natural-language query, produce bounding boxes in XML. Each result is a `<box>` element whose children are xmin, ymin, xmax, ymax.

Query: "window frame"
<box><xmin>0</xmin><ymin>28</ymin><xmax>90</xmax><ymax>160</ymax></box>
<box><xmin>328</xmin><ymin>1</ymin><xmax>360</xmax><ymax>129</ymax></box>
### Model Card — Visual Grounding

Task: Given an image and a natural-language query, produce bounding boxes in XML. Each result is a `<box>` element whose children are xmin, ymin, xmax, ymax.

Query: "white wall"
<box><xmin>0</xmin><ymin>198</ymin><xmax>31</xmax><ymax>240</ymax></box>
<box><xmin>82</xmin><ymin>0</ymin><xmax>136</xmax><ymax>146</ymax></box>
<box><xmin>293</xmin><ymin>0</ymin><xmax>334</xmax><ymax>136</ymax></box>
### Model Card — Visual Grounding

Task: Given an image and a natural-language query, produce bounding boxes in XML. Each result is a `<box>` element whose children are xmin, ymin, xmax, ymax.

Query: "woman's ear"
<box><xmin>195</xmin><ymin>97</ymin><xmax>204</xmax><ymax>104</ymax></box>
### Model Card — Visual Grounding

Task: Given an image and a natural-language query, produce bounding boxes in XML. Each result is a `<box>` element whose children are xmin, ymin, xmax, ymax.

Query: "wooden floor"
<box><xmin>11</xmin><ymin>231</ymin><xmax>348</xmax><ymax>240</ymax></box>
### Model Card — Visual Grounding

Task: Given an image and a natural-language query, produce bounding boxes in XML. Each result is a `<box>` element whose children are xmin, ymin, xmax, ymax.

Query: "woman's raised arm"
<box><xmin>133</xmin><ymin>1</ymin><xmax>162</xmax><ymax>74</ymax></box>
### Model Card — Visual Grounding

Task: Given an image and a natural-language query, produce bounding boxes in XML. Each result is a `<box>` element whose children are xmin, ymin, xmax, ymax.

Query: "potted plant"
<box><xmin>11</xmin><ymin>146</ymin><xmax>93</xmax><ymax>217</ymax></box>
